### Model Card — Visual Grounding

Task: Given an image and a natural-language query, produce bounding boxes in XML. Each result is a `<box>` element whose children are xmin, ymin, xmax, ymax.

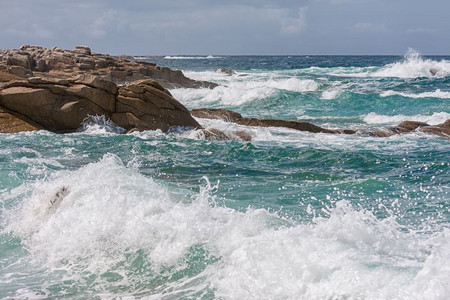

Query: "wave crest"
<box><xmin>371</xmin><ymin>48</ymin><xmax>450</xmax><ymax>78</ymax></box>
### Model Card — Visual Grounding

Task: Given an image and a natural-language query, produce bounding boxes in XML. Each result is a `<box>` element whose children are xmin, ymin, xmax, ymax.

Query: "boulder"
<box><xmin>6</xmin><ymin>53</ymin><xmax>32</xmax><ymax>69</ymax></box>
<box><xmin>73</xmin><ymin>46</ymin><xmax>92</xmax><ymax>55</ymax></box>
<box><xmin>390</xmin><ymin>121</ymin><xmax>429</xmax><ymax>134</ymax></box>
<box><xmin>0</xmin><ymin>76</ymin><xmax>200</xmax><ymax>133</ymax></box>
<box><xmin>418</xmin><ymin>120</ymin><xmax>450</xmax><ymax>137</ymax></box>
<box><xmin>195</xmin><ymin>128</ymin><xmax>252</xmax><ymax>141</ymax></box>
<box><xmin>112</xmin><ymin>80</ymin><xmax>200</xmax><ymax>131</ymax></box>
<box><xmin>9</xmin><ymin>65</ymin><xmax>32</xmax><ymax>77</ymax></box>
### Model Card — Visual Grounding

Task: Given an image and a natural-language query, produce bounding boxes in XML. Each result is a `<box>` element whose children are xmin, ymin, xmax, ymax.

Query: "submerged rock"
<box><xmin>191</xmin><ymin>108</ymin><xmax>357</xmax><ymax>135</ymax></box>
<box><xmin>197</xmin><ymin>128</ymin><xmax>253</xmax><ymax>141</ymax></box>
<box><xmin>215</xmin><ymin>68</ymin><xmax>235</xmax><ymax>76</ymax></box>
<box><xmin>191</xmin><ymin>108</ymin><xmax>449</xmax><ymax>139</ymax></box>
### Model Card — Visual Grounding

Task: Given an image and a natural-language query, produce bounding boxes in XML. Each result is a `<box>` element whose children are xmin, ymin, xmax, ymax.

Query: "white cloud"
<box><xmin>280</xmin><ymin>7</ymin><xmax>308</xmax><ymax>34</ymax></box>
<box><xmin>85</xmin><ymin>10</ymin><xmax>118</xmax><ymax>39</ymax></box>
<box><xmin>406</xmin><ymin>28</ymin><xmax>437</xmax><ymax>34</ymax></box>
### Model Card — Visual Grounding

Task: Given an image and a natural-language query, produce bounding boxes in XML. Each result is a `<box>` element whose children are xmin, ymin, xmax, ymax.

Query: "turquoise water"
<box><xmin>1</xmin><ymin>50</ymin><xmax>449</xmax><ymax>299</ymax></box>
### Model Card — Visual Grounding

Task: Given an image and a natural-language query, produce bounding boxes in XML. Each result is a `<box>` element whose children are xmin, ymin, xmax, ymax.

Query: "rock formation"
<box><xmin>371</xmin><ymin>120</ymin><xmax>450</xmax><ymax>138</ymax></box>
<box><xmin>215</xmin><ymin>68</ymin><xmax>235</xmax><ymax>76</ymax></box>
<box><xmin>0</xmin><ymin>45</ymin><xmax>217</xmax><ymax>89</ymax></box>
<box><xmin>0</xmin><ymin>75</ymin><xmax>200</xmax><ymax>133</ymax></box>
<box><xmin>191</xmin><ymin>108</ymin><xmax>450</xmax><ymax>139</ymax></box>
<box><xmin>191</xmin><ymin>108</ymin><xmax>357</xmax><ymax>135</ymax></box>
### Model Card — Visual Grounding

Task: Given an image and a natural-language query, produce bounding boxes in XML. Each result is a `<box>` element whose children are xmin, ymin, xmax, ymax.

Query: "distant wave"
<box><xmin>164</xmin><ymin>55</ymin><xmax>223</xmax><ymax>60</ymax></box>
<box><xmin>380</xmin><ymin>89</ymin><xmax>450</xmax><ymax>99</ymax></box>
<box><xmin>368</xmin><ymin>49</ymin><xmax>450</xmax><ymax>78</ymax></box>
<box><xmin>363</xmin><ymin>112</ymin><xmax>450</xmax><ymax>125</ymax></box>
<box><xmin>133</xmin><ymin>56</ymin><xmax>151</xmax><ymax>60</ymax></box>
<box><xmin>301</xmin><ymin>49</ymin><xmax>450</xmax><ymax>79</ymax></box>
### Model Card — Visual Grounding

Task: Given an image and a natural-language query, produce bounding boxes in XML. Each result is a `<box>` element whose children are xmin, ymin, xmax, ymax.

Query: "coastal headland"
<box><xmin>0</xmin><ymin>45</ymin><xmax>449</xmax><ymax>139</ymax></box>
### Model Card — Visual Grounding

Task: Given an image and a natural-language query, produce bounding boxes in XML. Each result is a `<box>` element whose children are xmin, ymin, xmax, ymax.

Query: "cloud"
<box><xmin>406</xmin><ymin>28</ymin><xmax>437</xmax><ymax>34</ymax></box>
<box><xmin>280</xmin><ymin>7</ymin><xmax>308</xmax><ymax>34</ymax></box>
<box><xmin>85</xmin><ymin>10</ymin><xmax>118</xmax><ymax>39</ymax></box>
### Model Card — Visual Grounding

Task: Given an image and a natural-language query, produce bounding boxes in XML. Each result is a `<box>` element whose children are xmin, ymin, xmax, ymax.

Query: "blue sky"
<box><xmin>0</xmin><ymin>0</ymin><xmax>448</xmax><ymax>55</ymax></box>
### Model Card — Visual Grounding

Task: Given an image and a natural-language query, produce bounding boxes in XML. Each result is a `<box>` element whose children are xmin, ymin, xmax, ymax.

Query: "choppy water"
<box><xmin>1</xmin><ymin>50</ymin><xmax>449</xmax><ymax>299</ymax></box>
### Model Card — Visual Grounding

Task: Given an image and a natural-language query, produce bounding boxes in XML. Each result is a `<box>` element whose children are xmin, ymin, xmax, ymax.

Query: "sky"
<box><xmin>0</xmin><ymin>0</ymin><xmax>449</xmax><ymax>55</ymax></box>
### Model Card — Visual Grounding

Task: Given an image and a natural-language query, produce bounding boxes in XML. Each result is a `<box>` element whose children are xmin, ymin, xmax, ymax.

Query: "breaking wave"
<box><xmin>4</xmin><ymin>155</ymin><xmax>449</xmax><ymax>299</ymax></box>
<box><xmin>363</xmin><ymin>112</ymin><xmax>450</xmax><ymax>126</ymax></box>
<box><xmin>370</xmin><ymin>49</ymin><xmax>450</xmax><ymax>78</ymax></box>
<box><xmin>164</xmin><ymin>55</ymin><xmax>223</xmax><ymax>60</ymax></box>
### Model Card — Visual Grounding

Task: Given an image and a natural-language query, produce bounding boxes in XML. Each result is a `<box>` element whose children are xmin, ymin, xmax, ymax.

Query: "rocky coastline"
<box><xmin>0</xmin><ymin>45</ymin><xmax>216</xmax><ymax>89</ymax></box>
<box><xmin>191</xmin><ymin>108</ymin><xmax>450</xmax><ymax>139</ymax></box>
<box><xmin>0</xmin><ymin>45</ymin><xmax>449</xmax><ymax>140</ymax></box>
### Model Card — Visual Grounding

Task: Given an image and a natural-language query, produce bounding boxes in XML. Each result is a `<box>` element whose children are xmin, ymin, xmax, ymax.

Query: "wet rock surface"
<box><xmin>191</xmin><ymin>108</ymin><xmax>449</xmax><ymax>139</ymax></box>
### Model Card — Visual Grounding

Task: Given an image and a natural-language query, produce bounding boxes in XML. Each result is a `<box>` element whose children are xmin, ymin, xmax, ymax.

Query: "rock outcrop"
<box><xmin>0</xmin><ymin>45</ymin><xmax>217</xmax><ymax>89</ymax></box>
<box><xmin>191</xmin><ymin>108</ymin><xmax>450</xmax><ymax>139</ymax></box>
<box><xmin>372</xmin><ymin>120</ymin><xmax>450</xmax><ymax>138</ymax></box>
<box><xmin>0</xmin><ymin>75</ymin><xmax>200</xmax><ymax>133</ymax></box>
<box><xmin>0</xmin><ymin>106</ymin><xmax>41</xmax><ymax>133</ymax></box>
<box><xmin>112</xmin><ymin>80</ymin><xmax>200</xmax><ymax>132</ymax></box>
<box><xmin>191</xmin><ymin>108</ymin><xmax>357</xmax><ymax>135</ymax></box>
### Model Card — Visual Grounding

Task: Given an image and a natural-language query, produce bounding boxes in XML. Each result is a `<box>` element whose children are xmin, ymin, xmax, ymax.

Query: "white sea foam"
<box><xmin>5</xmin><ymin>155</ymin><xmax>449</xmax><ymax>299</ymax></box>
<box><xmin>79</xmin><ymin>115</ymin><xmax>126</xmax><ymax>134</ymax></box>
<box><xmin>6</xmin><ymin>156</ymin><xmax>449</xmax><ymax>299</ymax></box>
<box><xmin>172</xmin><ymin>75</ymin><xmax>319</xmax><ymax>106</ymax></box>
<box><xmin>363</xmin><ymin>112</ymin><xmax>450</xmax><ymax>126</ymax></box>
<box><xmin>321</xmin><ymin>88</ymin><xmax>342</xmax><ymax>100</ymax></box>
<box><xmin>164</xmin><ymin>55</ymin><xmax>223</xmax><ymax>60</ymax></box>
<box><xmin>306</xmin><ymin>49</ymin><xmax>450</xmax><ymax>79</ymax></box>
<box><xmin>370</xmin><ymin>49</ymin><xmax>450</xmax><ymax>78</ymax></box>
<box><xmin>381</xmin><ymin>89</ymin><xmax>450</xmax><ymax>99</ymax></box>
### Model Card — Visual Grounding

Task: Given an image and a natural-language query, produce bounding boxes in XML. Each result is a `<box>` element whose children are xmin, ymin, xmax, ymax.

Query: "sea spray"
<box><xmin>1</xmin><ymin>53</ymin><xmax>449</xmax><ymax>299</ymax></box>
<box><xmin>2</xmin><ymin>154</ymin><xmax>448</xmax><ymax>299</ymax></box>
<box><xmin>370</xmin><ymin>48</ymin><xmax>450</xmax><ymax>78</ymax></box>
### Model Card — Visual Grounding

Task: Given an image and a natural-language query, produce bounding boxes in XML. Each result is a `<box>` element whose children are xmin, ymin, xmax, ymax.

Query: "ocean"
<box><xmin>1</xmin><ymin>50</ymin><xmax>449</xmax><ymax>299</ymax></box>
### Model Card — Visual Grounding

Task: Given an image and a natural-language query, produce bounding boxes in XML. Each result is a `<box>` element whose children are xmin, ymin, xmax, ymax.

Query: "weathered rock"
<box><xmin>418</xmin><ymin>120</ymin><xmax>450</xmax><ymax>137</ymax></box>
<box><xmin>73</xmin><ymin>46</ymin><xmax>91</xmax><ymax>55</ymax></box>
<box><xmin>0</xmin><ymin>76</ymin><xmax>199</xmax><ymax>133</ymax></box>
<box><xmin>0</xmin><ymin>45</ymin><xmax>218</xmax><ymax>89</ymax></box>
<box><xmin>390</xmin><ymin>121</ymin><xmax>430</xmax><ymax>134</ymax></box>
<box><xmin>0</xmin><ymin>106</ymin><xmax>41</xmax><ymax>133</ymax></box>
<box><xmin>191</xmin><ymin>108</ymin><xmax>244</xmax><ymax>123</ymax></box>
<box><xmin>191</xmin><ymin>108</ymin><xmax>450</xmax><ymax>139</ymax></box>
<box><xmin>9</xmin><ymin>65</ymin><xmax>32</xmax><ymax>77</ymax></box>
<box><xmin>6</xmin><ymin>53</ymin><xmax>32</xmax><ymax>69</ymax></box>
<box><xmin>191</xmin><ymin>108</ymin><xmax>356</xmax><ymax>135</ymax></box>
<box><xmin>0</xmin><ymin>71</ymin><xmax>22</xmax><ymax>83</ymax></box>
<box><xmin>195</xmin><ymin>128</ymin><xmax>252</xmax><ymax>141</ymax></box>
<box><xmin>112</xmin><ymin>80</ymin><xmax>200</xmax><ymax>131</ymax></box>
<box><xmin>36</xmin><ymin>59</ymin><xmax>47</xmax><ymax>72</ymax></box>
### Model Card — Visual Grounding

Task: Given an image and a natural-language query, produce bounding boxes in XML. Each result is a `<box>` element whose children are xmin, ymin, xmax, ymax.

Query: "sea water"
<box><xmin>0</xmin><ymin>50</ymin><xmax>449</xmax><ymax>299</ymax></box>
